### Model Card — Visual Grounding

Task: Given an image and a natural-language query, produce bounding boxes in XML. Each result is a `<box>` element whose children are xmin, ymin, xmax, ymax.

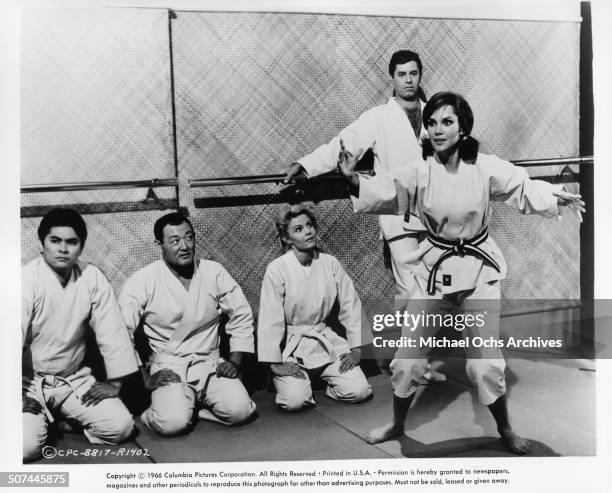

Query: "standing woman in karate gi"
<box><xmin>335</xmin><ymin>92</ymin><xmax>585</xmax><ymax>454</ymax></box>
<box><xmin>257</xmin><ymin>205</ymin><xmax>372</xmax><ymax>411</ymax></box>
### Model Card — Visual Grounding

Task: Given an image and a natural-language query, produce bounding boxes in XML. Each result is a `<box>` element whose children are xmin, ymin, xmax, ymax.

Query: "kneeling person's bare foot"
<box><xmin>366</xmin><ymin>422</ymin><xmax>404</xmax><ymax>444</ymax></box>
<box><xmin>500</xmin><ymin>429</ymin><xmax>531</xmax><ymax>455</ymax></box>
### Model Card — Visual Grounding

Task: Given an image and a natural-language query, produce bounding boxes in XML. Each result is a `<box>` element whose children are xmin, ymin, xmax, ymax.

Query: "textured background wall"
<box><xmin>172</xmin><ymin>12</ymin><xmax>581</xmax><ymax>314</ymax></box>
<box><xmin>21</xmin><ymin>7</ymin><xmax>176</xmax><ymax>289</ymax></box>
<box><xmin>21</xmin><ymin>8</ymin><xmax>581</xmax><ymax>313</ymax></box>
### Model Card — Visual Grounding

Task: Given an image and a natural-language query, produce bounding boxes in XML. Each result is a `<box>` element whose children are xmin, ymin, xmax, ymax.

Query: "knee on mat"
<box><xmin>350</xmin><ymin>381</ymin><xmax>372</xmax><ymax>402</ymax></box>
<box><xmin>146</xmin><ymin>406</ymin><xmax>191</xmax><ymax>437</ymax></box>
<box><xmin>23</xmin><ymin>439</ymin><xmax>43</xmax><ymax>463</ymax></box>
<box><xmin>330</xmin><ymin>379</ymin><xmax>371</xmax><ymax>403</ymax></box>
<box><xmin>89</xmin><ymin>411</ymin><xmax>135</xmax><ymax>444</ymax></box>
<box><xmin>214</xmin><ymin>395</ymin><xmax>255</xmax><ymax>425</ymax></box>
<box><xmin>276</xmin><ymin>386</ymin><xmax>312</xmax><ymax>412</ymax></box>
<box><xmin>23</xmin><ymin>412</ymin><xmax>47</xmax><ymax>462</ymax></box>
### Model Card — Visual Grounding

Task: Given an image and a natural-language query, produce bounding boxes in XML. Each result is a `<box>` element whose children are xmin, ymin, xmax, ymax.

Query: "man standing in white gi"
<box><xmin>285</xmin><ymin>50</ymin><xmax>428</xmax><ymax>298</ymax></box>
<box><xmin>119</xmin><ymin>212</ymin><xmax>256</xmax><ymax>437</ymax></box>
<box><xmin>22</xmin><ymin>208</ymin><xmax>138</xmax><ymax>462</ymax></box>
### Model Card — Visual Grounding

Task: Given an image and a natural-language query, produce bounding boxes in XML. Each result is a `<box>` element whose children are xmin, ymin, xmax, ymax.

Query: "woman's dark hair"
<box><xmin>38</xmin><ymin>208</ymin><xmax>88</xmax><ymax>246</ymax></box>
<box><xmin>276</xmin><ymin>204</ymin><xmax>319</xmax><ymax>252</ymax></box>
<box><xmin>388</xmin><ymin>50</ymin><xmax>427</xmax><ymax>102</ymax></box>
<box><xmin>421</xmin><ymin>92</ymin><xmax>479</xmax><ymax>161</ymax></box>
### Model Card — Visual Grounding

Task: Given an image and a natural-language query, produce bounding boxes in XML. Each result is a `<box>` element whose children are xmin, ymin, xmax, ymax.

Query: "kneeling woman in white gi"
<box><xmin>257</xmin><ymin>205</ymin><xmax>372</xmax><ymax>411</ymax></box>
<box><xmin>336</xmin><ymin>92</ymin><xmax>585</xmax><ymax>454</ymax></box>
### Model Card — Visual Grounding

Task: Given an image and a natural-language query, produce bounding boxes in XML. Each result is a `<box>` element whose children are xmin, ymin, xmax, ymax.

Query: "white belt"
<box><xmin>31</xmin><ymin>367</ymin><xmax>91</xmax><ymax>423</ymax></box>
<box><xmin>282</xmin><ymin>323</ymin><xmax>335</xmax><ymax>369</ymax></box>
<box><xmin>148</xmin><ymin>351</ymin><xmax>220</xmax><ymax>391</ymax></box>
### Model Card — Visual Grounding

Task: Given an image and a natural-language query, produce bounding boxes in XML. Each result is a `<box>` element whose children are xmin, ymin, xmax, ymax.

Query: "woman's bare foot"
<box><xmin>499</xmin><ymin>429</ymin><xmax>531</xmax><ymax>455</ymax></box>
<box><xmin>366</xmin><ymin>422</ymin><xmax>404</xmax><ymax>444</ymax></box>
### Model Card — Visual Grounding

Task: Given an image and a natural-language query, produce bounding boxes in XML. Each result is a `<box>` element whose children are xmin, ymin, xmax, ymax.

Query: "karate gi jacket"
<box><xmin>298</xmin><ymin>97</ymin><xmax>427</xmax><ymax>239</ymax></box>
<box><xmin>119</xmin><ymin>259</ymin><xmax>255</xmax><ymax>363</ymax></box>
<box><xmin>22</xmin><ymin>257</ymin><xmax>139</xmax><ymax>380</ymax></box>
<box><xmin>258</xmin><ymin>251</ymin><xmax>370</xmax><ymax>368</ymax></box>
<box><xmin>352</xmin><ymin>153</ymin><xmax>563</xmax><ymax>294</ymax></box>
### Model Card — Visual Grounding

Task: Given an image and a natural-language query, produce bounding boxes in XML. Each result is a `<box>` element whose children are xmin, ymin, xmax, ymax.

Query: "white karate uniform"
<box><xmin>119</xmin><ymin>259</ymin><xmax>256</xmax><ymax>435</ymax></box>
<box><xmin>297</xmin><ymin>98</ymin><xmax>427</xmax><ymax>295</ymax></box>
<box><xmin>258</xmin><ymin>251</ymin><xmax>372</xmax><ymax>411</ymax></box>
<box><xmin>22</xmin><ymin>258</ymin><xmax>138</xmax><ymax>461</ymax></box>
<box><xmin>352</xmin><ymin>153</ymin><xmax>563</xmax><ymax>404</ymax></box>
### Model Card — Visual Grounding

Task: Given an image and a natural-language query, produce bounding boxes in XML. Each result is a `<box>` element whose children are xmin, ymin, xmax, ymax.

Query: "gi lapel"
<box><xmin>29</xmin><ymin>261</ymin><xmax>84</xmax><ymax>374</ymax></box>
<box><xmin>165</xmin><ymin>260</ymin><xmax>204</xmax><ymax>355</ymax></box>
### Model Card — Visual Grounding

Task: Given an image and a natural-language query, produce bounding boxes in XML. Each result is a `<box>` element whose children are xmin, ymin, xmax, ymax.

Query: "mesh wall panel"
<box><xmin>173</xmin><ymin>11</ymin><xmax>581</xmax><ymax>313</ymax></box>
<box><xmin>21</xmin><ymin>7</ymin><xmax>174</xmax><ymax>185</ymax></box>
<box><xmin>20</xmin><ymin>9</ymin><xmax>582</xmax><ymax>307</ymax></box>
<box><xmin>21</xmin><ymin>7</ymin><xmax>176</xmax><ymax>288</ymax></box>
<box><xmin>187</xmin><ymin>195</ymin><xmax>393</xmax><ymax>317</ymax></box>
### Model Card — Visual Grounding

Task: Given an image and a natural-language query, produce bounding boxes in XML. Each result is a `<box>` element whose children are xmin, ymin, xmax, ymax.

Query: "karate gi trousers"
<box><xmin>273</xmin><ymin>324</ymin><xmax>371</xmax><ymax>412</ymax></box>
<box><xmin>140</xmin><ymin>354</ymin><xmax>255</xmax><ymax>436</ymax></box>
<box><xmin>22</xmin><ymin>367</ymin><xmax>134</xmax><ymax>462</ymax></box>
<box><xmin>390</xmin><ymin>281</ymin><xmax>506</xmax><ymax>406</ymax></box>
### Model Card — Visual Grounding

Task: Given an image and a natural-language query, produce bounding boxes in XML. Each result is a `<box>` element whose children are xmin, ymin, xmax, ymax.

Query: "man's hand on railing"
<box><xmin>283</xmin><ymin>162</ymin><xmax>307</xmax><ymax>184</ymax></box>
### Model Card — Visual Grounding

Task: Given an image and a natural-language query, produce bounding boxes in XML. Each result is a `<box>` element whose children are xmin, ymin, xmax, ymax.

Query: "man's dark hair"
<box><xmin>37</xmin><ymin>208</ymin><xmax>88</xmax><ymax>245</ymax></box>
<box><xmin>421</xmin><ymin>91</ymin><xmax>479</xmax><ymax>161</ymax></box>
<box><xmin>389</xmin><ymin>50</ymin><xmax>427</xmax><ymax>102</ymax></box>
<box><xmin>154</xmin><ymin>212</ymin><xmax>194</xmax><ymax>243</ymax></box>
<box><xmin>388</xmin><ymin>50</ymin><xmax>423</xmax><ymax>76</ymax></box>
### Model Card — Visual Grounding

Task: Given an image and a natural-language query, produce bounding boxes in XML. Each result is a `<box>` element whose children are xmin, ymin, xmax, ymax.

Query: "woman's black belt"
<box><xmin>426</xmin><ymin>228</ymin><xmax>501</xmax><ymax>295</ymax></box>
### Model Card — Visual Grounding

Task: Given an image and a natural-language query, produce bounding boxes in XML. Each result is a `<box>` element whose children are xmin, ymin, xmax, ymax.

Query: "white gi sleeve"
<box><xmin>88</xmin><ymin>266</ymin><xmax>140</xmax><ymax>379</ymax></box>
<box><xmin>118</xmin><ymin>272</ymin><xmax>147</xmax><ymax>339</ymax></box>
<box><xmin>21</xmin><ymin>263</ymin><xmax>35</xmax><ymax>349</ymax></box>
<box><xmin>298</xmin><ymin>108</ymin><xmax>377</xmax><ymax>178</ymax></box>
<box><xmin>117</xmin><ymin>270</ymin><xmax>149</xmax><ymax>366</ymax></box>
<box><xmin>256</xmin><ymin>264</ymin><xmax>286</xmax><ymax>363</ymax></box>
<box><xmin>331</xmin><ymin>257</ymin><xmax>372</xmax><ymax>349</ymax></box>
<box><xmin>351</xmin><ymin>166</ymin><xmax>416</xmax><ymax>215</ymax></box>
<box><xmin>484</xmin><ymin>154</ymin><xmax>562</xmax><ymax>217</ymax></box>
<box><xmin>214</xmin><ymin>264</ymin><xmax>255</xmax><ymax>354</ymax></box>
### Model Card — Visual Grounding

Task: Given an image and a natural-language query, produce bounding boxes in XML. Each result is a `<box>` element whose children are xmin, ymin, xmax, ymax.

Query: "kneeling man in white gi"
<box><xmin>22</xmin><ymin>208</ymin><xmax>138</xmax><ymax>462</ymax></box>
<box><xmin>119</xmin><ymin>212</ymin><xmax>256</xmax><ymax>436</ymax></box>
